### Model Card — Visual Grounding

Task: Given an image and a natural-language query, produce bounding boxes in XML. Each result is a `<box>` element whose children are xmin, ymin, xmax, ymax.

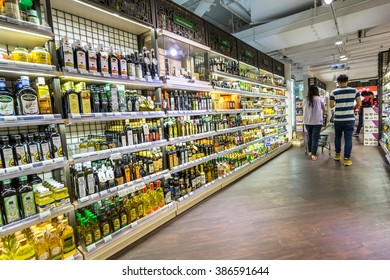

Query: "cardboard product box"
<box><xmin>363</xmin><ymin>107</ymin><xmax>379</xmax><ymax>120</ymax></box>
<box><xmin>292</xmin><ymin>138</ymin><xmax>305</xmax><ymax>147</ymax></box>
<box><xmin>364</xmin><ymin>132</ymin><xmax>379</xmax><ymax>146</ymax></box>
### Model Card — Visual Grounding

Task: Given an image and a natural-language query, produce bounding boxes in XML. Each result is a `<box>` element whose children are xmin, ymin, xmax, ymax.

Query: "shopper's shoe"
<box><xmin>353</xmin><ymin>133</ymin><xmax>359</xmax><ymax>137</ymax></box>
<box><xmin>334</xmin><ymin>153</ymin><xmax>341</xmax><ymax>161</ymax></box>
<box><xmin>308</xmin><ymin>152</ymin><xmax>312</xmax><ymax>157</ymax></box>
<box><xmin>344</xmin><ymin>158</ymin><xmax>352</xmax><ymax>166</ymax></box>
<box><xmin>311</xmin><ymin>155</ymin><xmax>318</xmax><ymax>161</ymax></box>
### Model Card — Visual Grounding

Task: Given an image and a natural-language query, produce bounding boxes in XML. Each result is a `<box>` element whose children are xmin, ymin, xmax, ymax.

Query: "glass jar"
<box><xmin>10</xmin><ymin>48</ymin><xmax>30</xmax><ymax>62</ymax></box>
<box><xmin>0</xmin><ymin>49</ymin><xmax>9</xmax><ymax>60</ymax></box>
<box><xmin>27</xmin><ymin>9</ymin><xmax>40</xmax><ymax>25</ymax></box>
<box><xmin>4</xmin><ymin>0</ymin><xmax>20</xmax><ymax>20</ymax></box>
<box><xmin>30</xmin><ymin>47</ymin><xmax>51</xmax><ymax>65</ymax></box>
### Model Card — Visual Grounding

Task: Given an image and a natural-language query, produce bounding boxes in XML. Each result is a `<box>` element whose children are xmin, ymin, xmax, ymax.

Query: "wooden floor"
<box><xmin>111</xmin><ymin>131</ymin><xmax>390</xmax><ymax>260</ymax></box>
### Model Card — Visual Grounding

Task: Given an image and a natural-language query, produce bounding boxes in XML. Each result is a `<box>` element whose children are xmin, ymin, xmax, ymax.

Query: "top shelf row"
<box><xmin>0</xmin><ymin>0</ymin><xmax>286</xmax><ymax>80</ymax></box>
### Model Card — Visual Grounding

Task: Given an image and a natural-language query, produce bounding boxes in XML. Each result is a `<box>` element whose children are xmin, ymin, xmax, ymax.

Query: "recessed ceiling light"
<box><xmin>340</xmin><ymin>55</ymin><xmax>346</xmax><ymax>59</ymax></box>
<box><xmin>324</xmin><ymin>0</ymin><xmax>333</xmax><ymax>4</ymax></box>
<box><xmin>335</xmin><ymin>41</ymin><xmax>343</xmax><ymax>45</ymax></box>
<box><xmin>340</xmin><ymin>57</ymin><xmax>348</xmax><ymax>61</ymax></box>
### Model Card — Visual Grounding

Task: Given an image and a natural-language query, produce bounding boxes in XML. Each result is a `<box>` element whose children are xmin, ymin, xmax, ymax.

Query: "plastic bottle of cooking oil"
<box><xmin>34</xmin><ymin>233</ymin><xmax>50</xmax><ymax>260</ymax></box>
<box><xmin>47</xmin><ymin>228</ymin><xmax>63</xmax><ymax>260</ymax></box>
<box><xmin>58</xmin><ymin>219</ymin><xmax>76</xmax><ymax>259</ymax></box>
<box><xmin>14</xmin><ymin>238</ymin><xmax>35</xmax><ymax>260</ymax></box>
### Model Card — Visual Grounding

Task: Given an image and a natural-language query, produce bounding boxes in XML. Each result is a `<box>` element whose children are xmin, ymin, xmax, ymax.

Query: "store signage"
<box><xmin>244</xmin><ymin>50</ymin><xmax>254</xmax><ymax>59</ymax></box>
<box><xmin>173</xmin><ymin>14</ymin><xmax>195</xmax><ymax>31</ymax></box>
<box><xmin>218</xmin><ymin>37</ymin><xmax>231</xmax><ymax>48</ymax></box>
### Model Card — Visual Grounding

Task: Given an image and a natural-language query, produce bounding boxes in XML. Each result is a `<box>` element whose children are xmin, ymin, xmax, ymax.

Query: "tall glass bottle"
<box><xmin>86</xmin><ymin>42</ymin><xmax>98</xmax><ymax>74</ymax></box>
<box><xmin>38</xmin><ymin>132</ymin><xmax>52</xmax><ymax>161</ymax></box>
<box><xmin>1</xmin><ymin>136</ymin><xmax>16</xmax><ymax>168</ymax></box>
<box><xmin>62</xmin><ymin>81</ymin><xmax>80</xmax><ymax>116</ymax></box>
<box><xmin>73</xmin><ymin>40</ymin><xmax>88</xmax><ymax>72</ymax></box>
<box><xmin>1</xmin><ymin>179</ymin><xmax>21</xmax><ymax>224</ymax></box>
<box><xmin>108</xmin><ymin>47</ymin><xmax>120</xmax><ymax>77</ymax></box>
<box><xmin>15</xmin><ymin>76</ymin><xmax>39</xmax><ymax>115</ymax></box>
<box><xmin>97</xmin><ymin>45</ymin><xmax>109</xmax><ymax>75</ymax></box>
<box><xmin>0</xmin><ymin>77</ymin><xmax>15</xmax><ymax>116</ymax></box>
<box><xmin>17</xmin><ymin>175</ymin><xmax>36</xmax><ymax>218</ymax></box>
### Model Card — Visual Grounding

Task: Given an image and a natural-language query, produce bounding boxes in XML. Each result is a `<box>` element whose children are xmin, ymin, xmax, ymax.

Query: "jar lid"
<box><xmin>33</xmin><ymin>47</ymin><xmax>47</xmax><ymax>51</ymax></box>
<box><xmin>13</xmin><ymin>47</ymin><xmax>29</xmax><ymax>52</ymax></box>
<box><xmin>27</xmin><ymin>9</ymin><xmax>38</xmax><ymax>17</ymax></box>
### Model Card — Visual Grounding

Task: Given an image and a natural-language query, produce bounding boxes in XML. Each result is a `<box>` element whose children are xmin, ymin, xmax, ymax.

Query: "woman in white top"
<box><xmin>303</xmin><ymin>85</ymin><xmax>325</xmax><ymax>161</ymax></box>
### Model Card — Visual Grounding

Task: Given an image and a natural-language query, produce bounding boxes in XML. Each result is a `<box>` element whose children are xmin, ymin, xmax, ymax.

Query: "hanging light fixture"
<box><xmin>324</xmin><ymin>0</ymin><xmax>333</xmax><ymax>4</ymax></box>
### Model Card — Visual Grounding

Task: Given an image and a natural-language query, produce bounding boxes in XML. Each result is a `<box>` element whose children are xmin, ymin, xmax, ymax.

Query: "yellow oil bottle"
<box><xmin>58</xmin><ymin>219</ymin><xmax>76</xmax><ymax>259</ymax></box>
<box><xmin>34</xmin><ymin>233</ymin><xmax>50</xmax><ymax>260</ymax></box>
<box><xmin>47</xmin><ymin>228</ymin><xmax>63</xmax><ymax>260</ymax></box>
<box><xmin>14</xmin><ymin>238</ymin><xmax>35</xmax><ymax>260</ymax></box>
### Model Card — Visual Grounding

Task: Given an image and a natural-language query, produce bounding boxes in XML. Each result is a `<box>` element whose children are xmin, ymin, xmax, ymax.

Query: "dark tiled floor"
<box><xmin>111</xmin><ymin>131</ymin><xmax>390</xmax><ymax>260</ymax></box>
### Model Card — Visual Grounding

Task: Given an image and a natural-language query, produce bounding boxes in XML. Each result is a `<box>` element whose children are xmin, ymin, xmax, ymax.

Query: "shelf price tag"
<box><xmin>90</xmin><ymin>193</ymin><xmax>100</xmax><ymax>200</ymax></box>
<box><xmin>79</xmin><ymin>196</ymin><xmax>90</xmax><ymax>203</ymax></box>
<box><xmin>7</xmin><ymin>167</ymin><xmax>19</xmax><ymax>173</ymax></box>
<box><xmin>4</xmin><ymin>116</ymin><xmax>17</xmax><ymax>122</ymax></box>
<box><xmin>100</xmin><ymin>190</ymin><xmax>108</xmax><ymax>197</ymax></box>
<box><xmin>109</xmin><ymin>187</ymin><xmax>118</xmax><ymax>193</ymax></box>
<box><xmin>43</xmin><ymin>114</ymin><xmax>55</xmax><ymax>120</ymax></box>
<box><xmin>110</xmin><ymin>153</ymin><xmax>122</xmax><ymax>160</ymax></box>
<box><xmin>164</xmin><ymin>173</ymin><xmax>172</xmax><ymax>180</ymax></box>
<box><xmin>103</xmin><ymin>235</ymin><xmax>113</xmax><ymax>243</ymax></box>
<box><xmin>118</xmin><ymin>190</ymin><xmax>127</xmax><ymax>198</ymax></box>
<box><xmin>20</xmin><ymin>164</ymin><xmax>33</xmax><ymax>171</ymax></box>
<box><xmin>131</xmin><ymin>221</ymin><xmax>138</xmax><ymax>227</ymax></box>
<box><xmin>86</xmin><ymin>244</ymin><xmax>96</xmax><ymax>252</ymax></box>
<box><xmin>71</xmin><ymin>114</ymin><xmax>81</xmax><ymax>119</ymax></box>
<box><xmin>39</xmin><ymin>210</ymin><xmax>51</xmax><ymax>219</ymax></box>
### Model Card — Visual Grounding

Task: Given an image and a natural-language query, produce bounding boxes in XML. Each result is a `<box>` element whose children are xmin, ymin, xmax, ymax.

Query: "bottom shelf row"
<box><xmin>0</xmin><ymin>142</ymin><xmax>291</xmax><ymax>260</ymax></box>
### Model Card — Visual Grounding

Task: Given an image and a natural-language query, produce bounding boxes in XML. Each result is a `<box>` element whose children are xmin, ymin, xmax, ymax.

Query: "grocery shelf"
<box><xmin>379</xmin><ymin>141</ymin><xmax>390</xmax><ymax>164</ymax></box>
<box><xmin>79</xmin><ymin>203</ymin><xmax>177</xmax><ymax>260</ymax></box>
<box><xmin>212</xmin><ymin>87</ymin><xmax>262</xmax><ymax>98</ymax></box>
<box><xmin>65</xmin><ymin>250</ymin><xmax>84</xmax><ymax>260</ymax></box>
<box><xmin>51</xmin><ymin>0</ymin><xmax>152</xmax><ymax>35</ymax></box>
<box><xmin>263</xmin><ymin>114</ymin><xmax>277</xmax><ymax>118</ymax></box>
<box><xmin>278</xmin><ymin>114</ymin><xmax>288</xmax><ymax>117</ymax></box>
<box><xmin>0</xmin><ymin>15</ymin><xmax>53</xmax><ymax>48</ymax></box>
<box><xmin>176</xmin><ymin>180</ymin><xmax>222</xmax><ymax>215</ymax></box>
<box><xmin>218</xmin><ymin>138</ymin><xmax>265</xmax><ymax>156</ymax></box>
<box><xmin>0</xmin><ymin>61</ymin><xmax>57</xmax><ymax>79</ymax></box>
<box><xmin>0</xmin><ymin>157</ymin><xmax>67</xmax><ymax>181</ymax></box>
<box><xmin>243</xmin><ymin>108</ymin><xmax>263</xmax><ymax>113</ymax></box>
<box><xmin>264</xmin><ymin>132</ymin><xmax>278</xmax><ymax>138</ymax></box>
<box><xmin>214</xmin><ymin>126</ymin><xmax>244</xmax><ymax>135</ymax></box>
<box><xmin>221</xmin><ymin>143</ymin><xmax>291</xmax><ymax>187</ymax></box>
<box><xmin>170</xmin><ymin>154</ymin><xmax>219</xmax><ymax>174</ymax></box>
<box><xmin>244</xmin><ymin>123</ymin><xmax>265</xmax><ymax>130</ymax></box>
<box><xmin>210</xmin><ymin>70</ymin><xmax>287</xmax><ymax>91</ymax></box>
<box><xmin>0</xmin><ymin>204</ymin><xmax>74</xmax><ymax>238</ymax></box>
<box><xmin>384</xmin><ymin>110</ymin><xmax>390</xmax><ymax>115</ymax></box>
<box><xmin>279</xmin><ymin>131</ymin><xmax>289</xmax><ymax>136</ymax></box>
<box><xmin>59</xmin><ymin>72</ymin><xmax>162</xmax><ymax>89</ymax></box>
<box><xmin>166</xmin><ymin>110</ymin><xmax>213</xmax><ymax>117</ymax></box>
<box><xmin>168</xmin><ymin>131</ymin><xmax>217</xmax><ymax>145</ymax></box>
<box><xmin>0</xmin><ymin>114</ymin><xmax>63</xmax><ymax>128</ymax></box>
<box><xmin>66</xmin><ymin>111</ymin><xmax>165</xmax><ymax>124</ymax></box>
<box><xmin>71</xmin><ymin>140</ymin><xmax>167</xmax><ymax>164</ymax></box>
<box><xmin>162</xmin><ymin>78</ymin><xmax>212</xmax><ymax>92</ymax></box>
<box><xmin>73</xmin><ymin>170</ymin><xmax>170</xmax><ymax>209</ymax></box>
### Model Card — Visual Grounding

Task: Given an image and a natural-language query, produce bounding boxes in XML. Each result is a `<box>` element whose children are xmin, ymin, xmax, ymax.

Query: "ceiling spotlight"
<box><xmin>340</xmin><ymin>57</ymin><xmax>348</xmax><ymax>61</ymax></box>
<box><xmin>170</xmin><ymin>48</ymin><xmax>178</xmax><ymax>57</ymax></box>
<box><xmin>340</xmin><ymin>55</ymin><xmax>346</xmax><ymax>59</ymax></box>
<box><xmin>335</xmin><ymin>41</ymin><xmax>343</xmax><ymax>45</ymax></box>
<box><xmin>324</xmin><ymin>0</ymin><xmax>333</xmax><ymax>4</ymax></box>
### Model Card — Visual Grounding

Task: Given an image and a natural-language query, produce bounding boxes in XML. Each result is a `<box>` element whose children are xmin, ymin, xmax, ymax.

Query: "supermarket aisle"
<box><xmin>111</xmin><ymin>134</ymin><xmax>390</xmax><ymax>260</ymax></box>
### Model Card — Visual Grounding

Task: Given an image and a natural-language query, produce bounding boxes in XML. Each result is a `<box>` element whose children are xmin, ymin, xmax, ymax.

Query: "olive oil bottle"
<box><xmin>27</xmin><ymin>133</ymin><xmax>41</xmax><ymax>163</ymax></box>
<box><xmin>58</xmin><ymin>219</ymin><xmax>76</xmax><ymax>259</ymax></box>
<box><xmin>17</xmin><ymin>175</ymin><xmax>36</xmax><ymax>218</ymax></box>
<box><xmin>1</xmin><ymin>136</ymin><xmax>16</xmax><ymax>168</ymax></box>
<box><xmin>73</xmin><ymin>40</ymin><xmax>88</xmax><ymax>73</ymax></box>
<box><xmin>1</xmin><ymin>179</ymin><xmax>21</xmax><ymax>224</ymax></box>
<box><xmin>75</xmin><ymin>82</ymin><xmax>92</xmax><ymax>114</ymax></box>
<box><xmin>62</xmin><ymin>81</ymin><xmax>80</xmax><ymax>116</ymax></box>
<box><xmin>58</xmin><ymin>36</ymin><xmax>75</xmax><ymax>71</ymax></box>
<box><xmin>48</xmin><ymin>124</ymin><xmax>63</xmax><ymax>158</ymax></box>
<box><xmin>34</xmin><ymin>233</ymin><xmax>50</xmax><ymax>260</ymax></box>
<box><xmin>0</xmin><ymin>77</ymin><xmax>15</xmax><ymax>116</ymax></box>
<box><xmin>48</xmin><ymin>228</ymin><xmax>63</xmax><ymax>260</ymax></box>
<box><xmin>35</xmin><ymin>77</ymin><xmax>53</xmax><ymax>114</ymax></box>
<box><xmin>15</xmin><ymin>76</ymin><xmax>39</xmax><ymax>115</ymax></box>
<box><xmin>38</xmin><ymin>132</ymin><xmax>52</xmax><ymax>161</ymax></box>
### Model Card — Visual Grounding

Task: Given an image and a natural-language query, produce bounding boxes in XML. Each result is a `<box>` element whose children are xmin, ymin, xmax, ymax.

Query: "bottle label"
<box><xmin>62</xmin><ymin>236</ymin><xmax>76</xmax><ymax>254</ymax></box>
<box><xmin>128</xmin><ymin>63</ymin><xmax>136</xmax><ymax>77</ymax></box>
<box><xmin>137</xmin><ymin>204</ymin><xmax>143</xmax><ymax>217</ymax></box>
<box><xmin>108</xmin><ymin>179</ymin><xmax>115</xmax><ymax>189</ymax></box>
<box><xmin>80</xmin><ymin>90</ymin><xmax>92</xmax><ymax>114</ymax></box>
<box><xmin>136</xmin><ymin>65</ymin><xmax>143</xmax><ymax>79</ymax></box>
<box><xmin>50</xmin><ymin>246</ymin><xmax>62</xmax><ymax>259</ymax></box>
<box><xmin>115</xmin><ymin>177</ymin><xmax>124</xmax><ymax>186</ymax></box>
<box><xmin>87</xmin><ymin>173</ymin><xmax>95</xmax><ymax>194</ymax></box>
<box><xmin>121</xmin><ymin>213</ymin><xmax>128</xmax><ymax>227</ymax></box>
<box><xmin>200</xmin><ymin>175</ymin><xmax>206</xmax><ymax>186</ymax></box>
<box><xmin>94</xmin><ymin>229</ymin><xmax>102</xmax><ymax>241</ymax></box>
<box><xmin>102</xmin><ymin>223</ymin><xmax>110</xmax><ymax>236</ymax></box>
<box><xmin>3</xmin><ymin>147</ymin><xmax>15</xmax><ymax>168</ymax></box>
<box><xmin>40</xmin><ymin>142</ymin><xmax>52</xmax><ymax>161</ymax></box>
<box><xmin>127</xmin><ymin>130</ymin><xmax>133</xmax><ymax>146</ymax></box>
<box><xmin>80</xmin><ymin>147</ymin><xmax>88</xmax><ymax>154</ymax></box>
<box><xmin>21</xmin><ymin>190</ymin><xmax>36</xmax><ymax>217</ymax></box>
<box><xmin>68</xmin><ymin>93</ymin><xmax>80</xmax><ymax>114</ymax></box>
<box><xmin>63</xmin><ymin>45</ymin><xmax>74</xmax><ymax>67</ymax></box>
<box><xmin>120</xmin><ymin>59</ymin><xmax>127</xmax><ymax>76</ymax></box>
<box><xmin>76</xmin><ymin>50</ymin><xmax>87</xmax><ymax>70</ymax></box>
<box><xmin>110</xmin><ymin>57</ymin><xmax>119</xmax><ymax>76</ymax></box>
<box><xmin>153</xmin><ymin>161</ymin><xmax>159</xmax><ymax>173</ymax></box>
<box><xmin>3</xmin><ymin>195</ymin><xmax>20</xmax><ymax>223</ymax></box>
<box><xmin>21</xmin><ymin>93</ymin><xmax>39</xmax><ymax>115</ymax></box>
<box><xmin>109</xmin><ymin>86</ymin><xmax>119</xmax><ymax>112</ymax></box>
<box><xmin>130</xmin><ymin>208</ymin><xmax>137</xmax><ymax>222</ymax></box>
<box><xmin>148</xmin><ymin>164</ymin><xmax>154</xmax><ymax>174</ymax></box>
<box><xmin>100</xmin><ymin>56</ymin><xmax>109</xmax><ymax>73</ymax></box>
<box><xmin>0</xmin><ymin>95</ymin><xmax>15</xmax><ymax>116</ymax></box>
<box><xmin>37</xmin><ymin>86</ymin><xmax>52</xmax><ymax>114</ymax></box>
<box><xmin>113</xmin><ymin>218</ymin><xmax>121</xmax><ymax>231</ymax></box>
<box><xmin>88</xmin><ymin>51</ymin><xmax>97</xmax><ymax>72</ymax></box>
<box><xmin>38</xmin><ymin>252</ymin><xmax>50</xmax><ymax>260</ymax></box>
<box><xmin>165</xmin><ymin>191</ymin><xmax>172</xmax><ymax>204</ymax></box>
<box><xmin>78</xmin><ymin>177</ymin><xmax>87</xmax><ymax>198</ymax></box>
<box><xmin>121</xmin><ymin>135</ymin><xmax>127</xmax><ymax>147</ymax></box>
<box><xmin>85</xmin><ymin>233</ymin><xmax>93</xmax><ymax>246</ymax></box>
<box><xmin>51</xmin><ymin>136</ymin><xmax>63</xmax><ymax>158</ymax></box>
<box><xmin>133</xmin><ymin>133</ymin><xmax>138</xmax><ymax>145</ymax></box>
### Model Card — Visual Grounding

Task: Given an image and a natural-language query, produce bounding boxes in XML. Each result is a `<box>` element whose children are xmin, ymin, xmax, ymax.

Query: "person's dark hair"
<box><xmin>337</xmin><ymin>74</ymin><xmax>349</xmax><ymax>83</ymax></box>
<box><xmin>361</xmin><ymin>90</ymin><xmax>369</xmax><ymax>97</ymax></box>
<box><xmin>368</xmin><ymin>91</ymin><xmax>374</xmax><ymax>97</ymax></box>
<box><xmin>307</xmin><ymin>85</ymin><xmax>320</xmax><ymax>107</ymax></box>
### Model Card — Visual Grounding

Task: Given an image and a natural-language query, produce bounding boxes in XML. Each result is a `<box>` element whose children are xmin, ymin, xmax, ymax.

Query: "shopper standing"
<box><xmin>354</xmin><ymin>91</ymin><xmax>370</xmax><ymax>137</ymax></box>
<box><xmin>330</xmin><ymin>74</ymin><xmax>361</xmax><ymax>166</ymax></box>
<box><xmin>303</xmin><ymin>85</ymin><xmax>325</xmax><ymax>161</ymax></box>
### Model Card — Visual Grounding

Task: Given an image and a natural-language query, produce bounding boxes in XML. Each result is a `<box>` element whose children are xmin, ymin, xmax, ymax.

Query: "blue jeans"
<box><xmin>356</xmin><ymin>113</ymin><xmax>363</xmax><ymax>134</ymax></box>
<box><xmin>334</xmin><ymin>120</ymin><xmax>355</xmax><ymax>158</ymax></box>
<box><xmin>305</xmin><ymin>124</ymin><xmax>322</xmax><ymax>156</ymax></box>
